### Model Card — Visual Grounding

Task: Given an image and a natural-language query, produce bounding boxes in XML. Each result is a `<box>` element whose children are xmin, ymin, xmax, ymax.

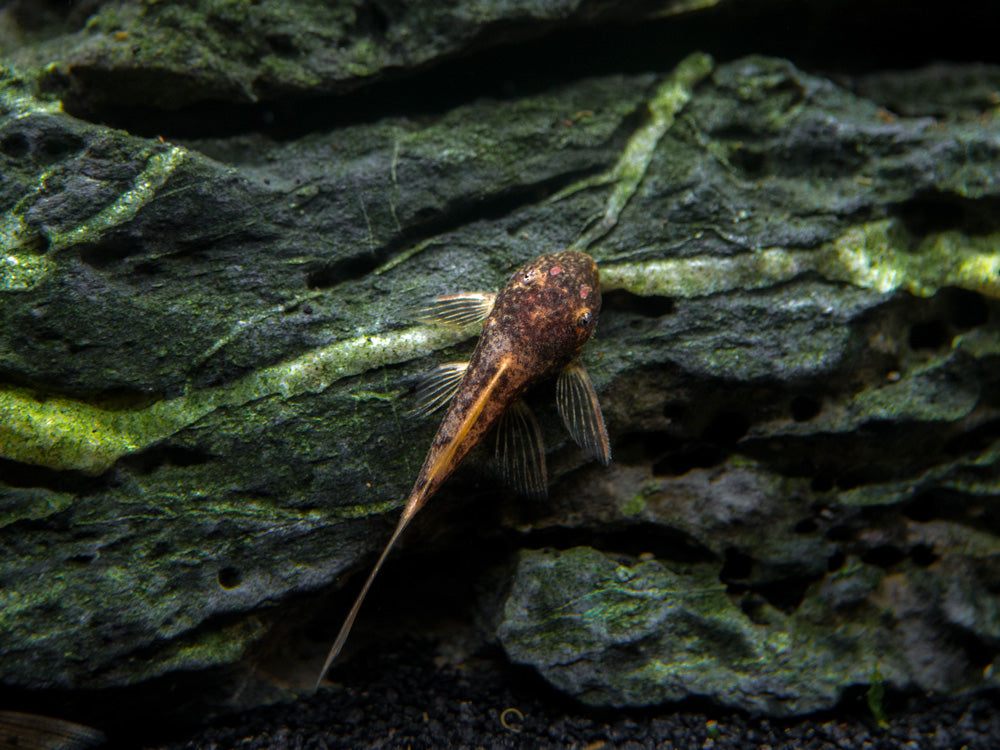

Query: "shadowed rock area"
<box><xmin>2</xmin><ymin>0</ymin><xmax>1000</xmax><ymax>744</ymax></box>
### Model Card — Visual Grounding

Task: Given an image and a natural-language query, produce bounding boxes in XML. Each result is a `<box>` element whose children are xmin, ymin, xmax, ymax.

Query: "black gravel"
<box><xmin>148</xmin><ymin>639</ymin><xmax>1000</xmax><ymax>750</ymax></box>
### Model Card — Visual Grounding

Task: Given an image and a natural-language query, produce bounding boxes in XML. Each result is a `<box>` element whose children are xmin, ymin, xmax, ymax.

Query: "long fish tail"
<box><xmin>314</xmin><ymin>499</ymin><xmax>422</xmax><ymax>690</ymax></box>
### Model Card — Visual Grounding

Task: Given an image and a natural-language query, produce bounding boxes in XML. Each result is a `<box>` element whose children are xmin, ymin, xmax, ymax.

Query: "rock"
<box><xmin>498</xmin><ymin>546</ymin><xmax>892</xmax><ymax>715</ymax></box>
<box><xmin>1</xmin><ymin>0</ymin><xmax>999</xmax><ymax>722</ymax></box>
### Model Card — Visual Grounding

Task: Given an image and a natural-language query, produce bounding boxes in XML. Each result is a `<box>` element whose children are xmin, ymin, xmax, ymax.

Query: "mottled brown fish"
<box><xmin>315</xmin><ymin>250</ymin><xmax>610</xmax><ymax>688</ymax></box>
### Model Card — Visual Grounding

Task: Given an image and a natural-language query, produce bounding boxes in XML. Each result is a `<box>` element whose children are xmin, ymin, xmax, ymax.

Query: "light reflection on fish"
<box><xmin>315</xmin><ymin>250</ymin><xmax>611</xmax><ymax>688</ymax></box>
<box><xmin>0</xmin><ymin>711</ymin><xmax>105</xmax><ymax>750</ymax></box>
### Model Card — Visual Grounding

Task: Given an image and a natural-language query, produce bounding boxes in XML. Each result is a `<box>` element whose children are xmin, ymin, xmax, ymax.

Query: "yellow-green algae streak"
<box><xmin>0</xmin><ymin>323</ymin><xmax>472</xmax><ymax>474</ymax></box>
<box><xmin>602</xmin><ymin>220</ymin><xmax>1000</xmax><ymax>300</ymax></box>
<box><xmin>6</xmin><ymin>217</ymin><xmax>998</xmax><ymax>475</ymax></box>
<box><xmin>1</xmin><ymin>64</ymin><xmax>189</xmax><ymax>292</ymax></box>
<box><xmin>1</xmin><ymin>144</ymin><xmax>187</xmax><ymax>290</ymax></box>
<box><xmin>553</xmin><ymin>51</ymin><xmax>714</xmax><ymax>250</ymax></box>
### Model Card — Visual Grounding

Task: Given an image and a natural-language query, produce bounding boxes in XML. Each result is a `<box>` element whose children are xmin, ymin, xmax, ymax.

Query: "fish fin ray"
<box><xmin>409</xmin><ymin>292</ymin><xmax>496</xmax><ymax>327</ymax></box>
<box><xmin>495</xmin><ymin>399</ymin><xmax>547</xmax><ymax>499</ymax></box>
<box><xmin>410</xmin><ymin>362</ymin><xmax>469</xmax><ymax>416</ymax></box>
<box><xmin>557</xmin><ymin>361</ymin><xmax>611</xmax><ymax>465</ymax></box>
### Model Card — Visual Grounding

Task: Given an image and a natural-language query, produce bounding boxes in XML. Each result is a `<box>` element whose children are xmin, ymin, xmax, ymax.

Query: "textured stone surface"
<box><xmin>1</xmin><ymin>0</ymin><xmax>999</xmax><ymax>721</ymax></box>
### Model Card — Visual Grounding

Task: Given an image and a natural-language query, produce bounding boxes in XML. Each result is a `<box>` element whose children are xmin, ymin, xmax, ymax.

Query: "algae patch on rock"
<box><xmin>499</xmin><ymin>547</ymin><xmax>900</xmax><ymax>715</ymax></box>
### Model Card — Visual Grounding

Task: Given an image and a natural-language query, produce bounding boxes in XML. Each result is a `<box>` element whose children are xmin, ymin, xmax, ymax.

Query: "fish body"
<box><xmin>0</xmin><ymin>711</ymin><xmax>105</xmax><ymax>750</ymax></box>
<box><xmin>408</xmin><ymin>250</ymin><xmax>602</xmax><ymax>513</ymax></box>
<box><xmin>316</xmin><ymin>250</ymin><xmax>609</xmax><ymax>687</ymax></box>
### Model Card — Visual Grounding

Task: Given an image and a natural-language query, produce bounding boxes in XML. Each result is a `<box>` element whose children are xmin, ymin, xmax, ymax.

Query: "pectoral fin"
<box><xmin>410</xmin><ymin>292</ymin><xmax>496</xmax><ymax>327</ymax></box>
<box><xmin>556</xmin><ymin>361</ymin><xmax>611</xmax><ymax>465</ymax></box>
<box><xmin>495</xmin><ymin>399</ymin><xmax>548</xmax><ymax>499</ymax></box>
<box><xmin>411</xmin><ymin>362</ymin><xmax>469</xmax><ymax>416</ymax></box>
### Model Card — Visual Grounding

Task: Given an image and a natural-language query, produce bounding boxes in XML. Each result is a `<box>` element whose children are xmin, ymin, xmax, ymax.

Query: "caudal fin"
<box><xmin>314</xmin><ymin>520</ymin><xmax>409</xmax><ymax>690</ymax></box>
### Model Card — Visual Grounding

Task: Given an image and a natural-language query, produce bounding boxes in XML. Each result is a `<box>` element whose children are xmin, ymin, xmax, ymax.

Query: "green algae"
<box><xmin>552</xmin><ymin>52</ymin><xmax>714</xmax><ymax>250</ymax></box>
<box><xmin>0</xmin><ymin>321</ymin><xmax>474</xmax><ymax>473</ymax></box>
<box><xmin>620</xmin><ymin>493</ymin><xmax>646</xmax><ymax>516</ymax></box>
<box><xmin>0</xmin><ymin>63</ymin><xmax>189</xmax><ymax>291</ymax></box>
<box><xmin>602</xmin><ymin>219</ymin><xmax>1000</xmax><ymax>300</ymax></box>
<box><xmin>2</xmin><ymin>141</ymin><xmax>188</xmax><ymax>291</ymax></box>
<box><xmin>47</xmin><ymin>146</ymin><xmax>188</xmax><ymax>252</ymax></box>
<box><xmin>0</xmin><ymin>65</ymin><xmax>64</xmax><ymax>290</ymax></box>
<box><xmin>122</xmin><ymin>618</ymin><xmax>269</xmax><ymax>681</ymax></box>
<box><xmin>500</xmin><ymin>547</ymin><xmax>897</xmax><ymax>714</ymax></box>
<box><xmin>0</xmin><ymin>63</ymin><xmax>62</xmax><ymax>117</ymax></box>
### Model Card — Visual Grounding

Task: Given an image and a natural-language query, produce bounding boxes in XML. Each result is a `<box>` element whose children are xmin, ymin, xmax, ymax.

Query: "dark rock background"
<box><xmin>2</xmin><ymin>0</ymin><xmax>1000</xmax><ymax>745</ymax></box>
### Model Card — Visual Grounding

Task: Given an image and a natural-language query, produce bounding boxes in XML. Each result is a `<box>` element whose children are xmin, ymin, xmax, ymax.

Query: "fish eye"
<box><xmin>577</xmin><ymin>311</ymin><xmax>592</xmax><ymax>328</ymax></box>
<box><xmin>522</xmin><ymin>269</ymin><xmax>538</xmax><ymax>283</ymax></box>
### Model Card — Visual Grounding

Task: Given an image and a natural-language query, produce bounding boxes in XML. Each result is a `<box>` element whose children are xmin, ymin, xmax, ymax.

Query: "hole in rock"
<box><xmin>862</xmin><ymin>545</ymin><xmax>906</xmax><ymax>569</ymax></box>
<box><xmin>942</xmin><ymin>287</ymin><xmax>990</xmax><ymax>329</ymax></box>
<box><xmin>306</xmin><ymin>255</ymin><xmax>380</xmax><ymax>288</ymax></box>
<box><xmin>0</xmin><ymin>131</ymin><xmax>30</xmax><ymax>159</ymax></box>
<box><xmin>217</xmin><ymin>567</ymin><xmax>242</xmax><ymax>590</ymax></box>
<box><xmin>720</xmin><ymin>548</ymin><xmax>753</xmax><ymax>581</ymax></box>
<box><xmin>790</xmin><ymin>395</ymin><xmax>821</xmax><ymax>422</ymax></box>
<box><xmin>793</xmin><ymin>517</ymin><xmax>818</xmax><ymax>534</ymax></box>
<box><xmin>893</xmin><ymin>195</ymin><xmax>967</xmax><ymax>237</ymax></box>
<box><xmin>810</xmin><ymin>473</ymin><xmax>834</xmax><ymax>493</ymax></box>
<box><xmin>612</xmin><ymin>430</ymin><xmax>679</xmax><ymax>466</ymax></box>
<box><xmin>753</xmin><ymin>576</ymin><xmax>815</xmax><ymax>612</ymax></box>
<box><xmin>826</xmin><ymin>524</ymin><xmax>852</xmax><ymax>542</ymax></box>
<box><xmin>38</xmin><ymin>130</ymin><xmax>85</xmax><ymax>161</ymax></box>
<box><xmin>943</xmin><ymin>419</ymin><xmax>1000</xmax><ymax>458</ymax></box>
<box><xmin>910</xmin><ymin>543</ymin><xmax>938</xmax><ymax>567</ymax></box>
<box><xmin>826</xmin><ymin>549</ymin><xmax>846</xmax><ymax>572</ymax></box>
<box><xmin>903</xmin><ymin>489</ymin><xmax>955</xmax><ymax>523</ymax></box>
<box><xmin>908</xmin><ymin>319</ymin><xmax>950</xmax><ymax>350</ymax></box>
<box><xmin>701</xmin><ymin>410</ymin><xmax>750</xmax><ymax>445</ymax></box>
<box><xmin>354</xmin><ymin>0</ymin><xmax>391</xmax><ymax>38</ymax></box>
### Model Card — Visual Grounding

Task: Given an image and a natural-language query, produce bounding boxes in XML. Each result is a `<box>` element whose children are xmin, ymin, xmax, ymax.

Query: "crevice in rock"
<box><xmin>56</xmin><ymin>0</ymin><xmax>1000</xmax><ymax>141</ymax></box>
<box><xmin>789</xmin><ymin>394</ymin><xmax>822</xmax><ymax>423</ymax></box>
<box><xmin>612</xmin><ymin>430</ymin><xmax>679</xmax><ymax>467</ymax></box>
<box><xmin>601</xmin><ymin>290</ymin><xmax>675</xmax><ymax>319</ymax></box>
<box><xmin>861</xmin><ymin>544</ymin><xmax>907</xmax><ymax>569</ymax></box>
<box><xmin>306</xmin><ymin>166</ymin><xmax>606</xmax><ymax>288</ymax></box>
<box><xmin>942</xmin><ymin>418</ymin><xmax>1000</xmax><ymax>459</ymax></box>
<box><xmin>891</xmin><ymin>193</ymin><xmax>1000</xmax><ymax>240</ymax></box>
<box><xmin>514</xmin><ymin>521</ymin><xmax>718</xmax><ymax>567</ymax></box>
<box><xmin>0</xmin><ymin>457</ymin><xmax>103</xmax><ymax>494</ymax></box>
<box><xmin>903</xmin><ymin>488</ymin><xmax>1000</xmax><ymax>536</ymax></box>
<box><xmin>120</xmin><ymin>444</ymin><xmax>214</xmax><ymax>475</ymax></box>
<box><xmin>746</xmin><ymin>575</ymin><xmax>819</xmax><ymax>613</ymax></box>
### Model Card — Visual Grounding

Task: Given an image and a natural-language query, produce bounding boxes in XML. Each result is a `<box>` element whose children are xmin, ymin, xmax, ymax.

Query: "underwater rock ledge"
<box><xmin>1</xmin><ymin>4</ymin><xmax>1000</xmax><ymax>719</ymax></box>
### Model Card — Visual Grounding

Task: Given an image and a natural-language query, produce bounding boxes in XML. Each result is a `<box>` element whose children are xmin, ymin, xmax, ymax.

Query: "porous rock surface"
<box><xmin>1</xmin><ymin>0</ymin><xmax>999</xmax><ymax>723</ymax></box>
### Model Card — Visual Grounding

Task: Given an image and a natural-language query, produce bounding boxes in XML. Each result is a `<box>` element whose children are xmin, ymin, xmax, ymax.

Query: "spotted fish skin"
<box><xmin>315</xmin><ymin>250</ymin><xmax>604</xmax><ymax>688</ymax></box>
<box><xmin>409</xmin><ymin>250</ymin><xmax>601</xmax><ymax>507</ymax></box>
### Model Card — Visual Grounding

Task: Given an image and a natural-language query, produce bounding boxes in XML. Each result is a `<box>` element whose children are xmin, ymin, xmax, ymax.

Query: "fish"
<box><xmin>0</xmin><ymin>710</ymin><xmax>105</xmax><ymax>750</ymax></box>
<box><xmin>315</xmin><ymin>250</ymin><xmax>611</xmax><ymax>688</ymax></box>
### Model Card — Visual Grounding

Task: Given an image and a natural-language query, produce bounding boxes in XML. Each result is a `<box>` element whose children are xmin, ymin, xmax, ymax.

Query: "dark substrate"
<box><xmin>148</xmin><ymin>638</ymin><xmax>1000</xmax><ymax>750</ymax></box>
